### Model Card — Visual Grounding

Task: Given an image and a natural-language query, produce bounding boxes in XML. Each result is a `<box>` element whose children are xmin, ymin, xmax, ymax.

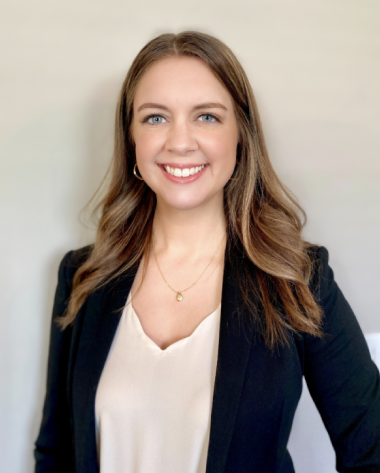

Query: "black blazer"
<box><xmin>34</xmin><ymin>245</ymin><xmax>380</xmax><ymax>472</ymax></box>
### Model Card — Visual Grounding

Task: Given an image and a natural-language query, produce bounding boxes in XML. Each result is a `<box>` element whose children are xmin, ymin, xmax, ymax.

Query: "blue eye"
<box><xmin>146</xmin><ymin>115</ymin><xmax>165</xmax><ymax>124</ymax></box>
<box><xmin>200</xmin><ymin>114</ymin><xmax>216</xmax><ymax>122</ymax></box>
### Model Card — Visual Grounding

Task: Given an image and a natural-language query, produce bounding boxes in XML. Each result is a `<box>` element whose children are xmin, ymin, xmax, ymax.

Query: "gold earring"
<box><xmin>133</xmin><ymin>163</ymin><xmax>144</xmax><ymax>181</ymax></box>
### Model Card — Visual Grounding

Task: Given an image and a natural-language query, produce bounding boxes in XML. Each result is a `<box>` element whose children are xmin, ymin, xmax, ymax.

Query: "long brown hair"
<box><xmin>58</xmin><ymin>31</ymin><xmax>323</xmax><ymax>347</ymax></box>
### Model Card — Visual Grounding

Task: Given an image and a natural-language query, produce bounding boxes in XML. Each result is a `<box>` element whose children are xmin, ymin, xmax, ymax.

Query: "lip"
<box><xmin>158</xmin><ymin>163</ymin><xmax>208</xmax><ymax>184</ymax></box>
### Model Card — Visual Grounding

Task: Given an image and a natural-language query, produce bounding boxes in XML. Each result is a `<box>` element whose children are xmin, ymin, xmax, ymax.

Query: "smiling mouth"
<box><xmin>163</xmin><ymin>164</ymin><xmax>206</xmax><ymax>178</ymax></box>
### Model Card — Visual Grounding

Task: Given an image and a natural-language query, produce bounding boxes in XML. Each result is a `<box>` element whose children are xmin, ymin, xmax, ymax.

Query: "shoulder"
<box><xmin>306</xmin><ymin>244</ymin><xmax>334</xmax><ymax>305</ymax></box>
<box><xmin>304</xmin><ymin>244</ymin><xmax>363</xmax><ymax>343</ymax></box>
<box><xmin>58</xmin><ymin>244</ymin><xmax>94</xmax><ymax>288</ymax></box>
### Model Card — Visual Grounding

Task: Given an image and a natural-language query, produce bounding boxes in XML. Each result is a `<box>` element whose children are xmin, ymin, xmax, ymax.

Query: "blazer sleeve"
<box><xmin>303</xmin><ymin>246</ymin><xmax>380</xmax><ymax>472</ymax></box>
<box><xmin>34</xmin><ymin>251</ymin><xmax>76</xmax><ymax>472</ymax></box>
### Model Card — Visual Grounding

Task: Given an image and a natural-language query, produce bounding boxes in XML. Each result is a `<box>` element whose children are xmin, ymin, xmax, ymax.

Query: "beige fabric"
<box><xmin>95</xmin><ymin>292</ymin><xmax>221</xmax><ymax>473</ymax></box>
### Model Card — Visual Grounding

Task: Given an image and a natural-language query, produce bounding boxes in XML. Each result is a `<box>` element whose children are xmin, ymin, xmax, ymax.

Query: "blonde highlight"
<box><xmin>58</xmin><ymin>31</ymin><xmax>323</xmax><ymax>348</ymax></box>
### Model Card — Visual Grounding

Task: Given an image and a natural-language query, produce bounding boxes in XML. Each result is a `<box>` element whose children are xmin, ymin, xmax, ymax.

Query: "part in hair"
<box><xmin>58</xmin><ymin>31</ymin><xmax>323</xmax><ymax>348</ymax></box>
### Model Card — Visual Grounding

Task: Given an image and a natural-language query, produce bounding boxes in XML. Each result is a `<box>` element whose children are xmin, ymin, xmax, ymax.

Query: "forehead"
<box><xmin>133</xmin><ymin>56</ymin><xmax>234</xmax><ymax>109</ymax></box>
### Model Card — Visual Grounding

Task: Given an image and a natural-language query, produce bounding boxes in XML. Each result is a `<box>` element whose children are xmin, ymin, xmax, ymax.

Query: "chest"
<box><xmin>69</xmin><ymin>262</ymin><xmax>304</xmax><ymax>472</ymax></box>
<box><xmin>94</xmin><ymin>295</ymin><xmax>222</xmax><ymax>472</ymax></box>
<box><xmin>130</xmin><ymin>254</ymin><xmax>225</xmax><ymax>350</ymax></box>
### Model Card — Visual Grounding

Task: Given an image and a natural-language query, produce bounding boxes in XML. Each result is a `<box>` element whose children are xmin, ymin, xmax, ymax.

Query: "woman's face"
<box><xmin>131</xmin><ymin>56</ymin><xmax>239</xmax><ymax>212</ymax></box>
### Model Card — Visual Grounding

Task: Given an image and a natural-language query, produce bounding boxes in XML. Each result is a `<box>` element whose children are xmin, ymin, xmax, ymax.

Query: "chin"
<box><xmin>158</xmin><ymin>192</ymin><xmax>211</xmax><ymax>212</ymax></box>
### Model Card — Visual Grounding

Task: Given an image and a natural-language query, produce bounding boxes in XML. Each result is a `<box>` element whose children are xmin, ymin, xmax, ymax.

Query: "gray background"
<box><xmin>0</xmin><ymin>0</ymin><xmax>379</xmax><ymax>471</ymax></box>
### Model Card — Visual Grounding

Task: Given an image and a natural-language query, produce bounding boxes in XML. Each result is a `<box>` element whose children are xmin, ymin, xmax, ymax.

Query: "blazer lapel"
<box><xmin>70</xmin><ymin>264</ymin><xmax>139</xmax><ymax>472</ymax></box>
<box><xmin>69</xmin><ymin>250</ymin><xmax>256</xmax><ymax>473</ymax></box>
<box><xmin>206</xmin><ymin>254</ymin><xmax>256</xmax><ymax>473</ymax></box>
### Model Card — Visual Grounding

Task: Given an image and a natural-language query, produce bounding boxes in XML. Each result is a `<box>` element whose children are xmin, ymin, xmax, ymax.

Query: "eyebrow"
<box><xmin>136</xmin><ymin>102</ymin><xmax>228</xmax><ymax>112</ymax></box>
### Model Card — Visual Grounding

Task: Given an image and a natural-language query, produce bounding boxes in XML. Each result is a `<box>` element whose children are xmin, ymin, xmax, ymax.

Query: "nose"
<box><xmin>165</xmin><ymin>120</ymin><xmax>198</xmax><ymax>156</ymax></box>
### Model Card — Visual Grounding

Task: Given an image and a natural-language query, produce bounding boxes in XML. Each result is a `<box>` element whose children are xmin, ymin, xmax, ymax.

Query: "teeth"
<box><xmin>164</xmin><ymin>165</ymin><xmax>204</xmax><ymax>177</ymax></box>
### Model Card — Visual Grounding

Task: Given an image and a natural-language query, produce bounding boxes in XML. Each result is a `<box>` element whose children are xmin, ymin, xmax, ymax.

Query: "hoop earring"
<box><xmin>133</xmin><ymin>163</ymin><xmax>144</xmax><ymax>181</ymax></box>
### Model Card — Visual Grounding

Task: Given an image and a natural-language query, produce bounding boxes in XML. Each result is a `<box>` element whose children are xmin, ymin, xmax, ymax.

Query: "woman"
<box><xmin>34</xmin><ymin>32</ymin><xmax>380</xmax><ymax>472</ymax></box>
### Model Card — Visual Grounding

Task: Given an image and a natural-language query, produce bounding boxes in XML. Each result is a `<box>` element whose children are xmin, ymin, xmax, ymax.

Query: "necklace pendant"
<box><xmin>176</xmin><ymin>292</ymin><xmax>183</xmax><ymax>302</ymax></box>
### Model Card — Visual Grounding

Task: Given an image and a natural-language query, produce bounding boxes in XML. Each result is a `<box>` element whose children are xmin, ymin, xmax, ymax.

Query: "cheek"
<box><xmin>134</xmin><ymin>131</ymin><xmax>159</xmax><ymax>165</ymax></box>
<box><xmin>204</xmin><ymin>132</ymin><xmax>238</xmax><ymax>171</ymax></box>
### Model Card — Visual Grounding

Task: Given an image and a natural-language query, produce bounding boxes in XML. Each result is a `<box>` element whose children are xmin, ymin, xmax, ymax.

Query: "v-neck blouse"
<box><xmin>95</xmin><ymin>292</ymin><xmax>222</xmax><ymax>473</ymax></box>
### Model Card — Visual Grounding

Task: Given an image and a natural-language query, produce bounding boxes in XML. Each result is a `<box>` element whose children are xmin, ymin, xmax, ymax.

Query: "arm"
<box><xmin>304</xmin><ymin>246</ymin><xmax>380</xmax><ymax>472</ymax></box>
<box><xmin>34</xmin><ymin>251</ymin><xmax>76</xmax><ymax>472</ymax></box>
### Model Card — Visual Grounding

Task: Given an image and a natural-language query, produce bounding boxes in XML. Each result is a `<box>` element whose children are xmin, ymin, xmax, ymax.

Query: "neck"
<box><xmin>152</xmin><ymin>195</ymin><xmax>227</xmax><ymax>258</ymax></box>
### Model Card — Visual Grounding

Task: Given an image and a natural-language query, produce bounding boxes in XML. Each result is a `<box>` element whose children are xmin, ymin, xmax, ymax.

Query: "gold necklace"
<box><xmin>153</xmin><ymin>233</ymin><xmax>226</xmax><ymax>302</ymax></box>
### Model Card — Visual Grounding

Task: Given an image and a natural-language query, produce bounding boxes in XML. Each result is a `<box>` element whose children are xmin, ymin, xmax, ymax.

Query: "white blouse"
<box><xmin>95</xmin><ymin>292</ymin><xmax>221</xmax><ymax>473</ymax></box>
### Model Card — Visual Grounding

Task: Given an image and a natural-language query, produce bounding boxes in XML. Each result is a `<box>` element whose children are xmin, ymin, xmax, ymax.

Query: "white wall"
<box><xmin>0</xmin><ymin>1</ymin><xmax>379</xmax><ymax>471</ymax></box>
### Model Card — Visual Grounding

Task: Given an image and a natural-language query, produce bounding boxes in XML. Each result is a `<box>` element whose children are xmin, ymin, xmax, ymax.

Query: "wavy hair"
<box><xmin>58</xmin><ymin>31</ymin><xmax>323</xmax><ymax>348</ymax></box>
